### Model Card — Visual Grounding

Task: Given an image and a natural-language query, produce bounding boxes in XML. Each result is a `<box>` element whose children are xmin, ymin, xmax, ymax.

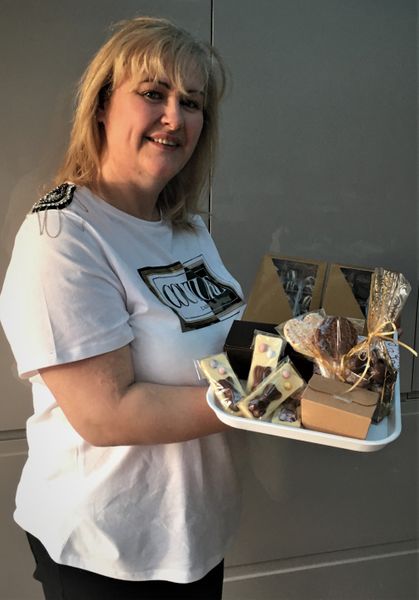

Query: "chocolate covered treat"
<box><xmin>247</xmin><ymin>383</ymin><xmax>282</xmax><ymax>418</ymax></box>
<box><xmin>344</xmin><ymin>351</ymin><xmax>370</xmax><ymax>388</ymax></box>
<box><xmin>283</xmin><ymin>311</ymin><xmax>324</xmax><ymax>357</ymax></box>
<box><xmin>314</xmin><ymin>316</ymin><xmax>358</xmax><ymax>362</ymax></box>
<box><xmin>199</xmin><ymin>353</ymin><xmax>245</xmax><ymax>414</ymax></box>
<box><xmin>271</xmin><ymin>397</ymin><xmax>301</xmax><ymax>427</ymax></box>
<box><xmin>246</xmin><ymin>332</ymin><xmax>285</xmax><ymax>393</ymax></box>
<box><xmin>369</xmin><ymin>344</ymin><xmax>398</xmax><ymax>423</ymax></box>
<box><xmin>217</xmin><ymin>377</ymin><xmax>243</xmax><ymax>407</ymax></box>
<box><xmin>239</xmin><ymin>357</ymin><xmax>305</xmax><ymax>420</ymax></box>
<box><xmin>369</xmin><ymin>349</ymin><xmax>388</xmax><ymax>386</ymax></box>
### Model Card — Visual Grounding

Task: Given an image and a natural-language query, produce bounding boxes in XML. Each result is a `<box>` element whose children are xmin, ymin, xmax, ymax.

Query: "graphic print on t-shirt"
<box><xmin>138</xmin><ymin>255</ymin><xmax>244</xmax><ymax>332</ymax></box>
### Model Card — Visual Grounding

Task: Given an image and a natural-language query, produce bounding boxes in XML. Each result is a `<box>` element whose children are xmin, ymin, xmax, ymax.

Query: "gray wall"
<box><xmin>0</xmin><ymin>1</ymin><xmax>417</xmax><ymax>599</ymax></box>
<box><xmin>211</xmin><ymin>0</ymin><xmax>418</xmax><ymax>394</ymax></box>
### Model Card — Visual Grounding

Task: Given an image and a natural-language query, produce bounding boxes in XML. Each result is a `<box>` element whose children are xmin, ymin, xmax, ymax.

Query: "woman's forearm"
<box><xmin>40</xmin><ymin>346</ymin><xmax>228</xmax><ymax>447</ymax></box>
<box><xmin>90</xmin><ymin>382</ymin><xmax>228</xmax><ymax>446</ymax></box>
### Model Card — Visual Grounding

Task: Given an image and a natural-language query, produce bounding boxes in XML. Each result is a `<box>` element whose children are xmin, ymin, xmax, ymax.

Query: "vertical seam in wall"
<box><xmin>208</xmin><ymin>0</ymin><xmax>215</xmax><ymax>234</ymax></box>
<box><xmin>410</xmin><ymin>284</ymin><xmax>419</xmax><ymax>390</ymax></box>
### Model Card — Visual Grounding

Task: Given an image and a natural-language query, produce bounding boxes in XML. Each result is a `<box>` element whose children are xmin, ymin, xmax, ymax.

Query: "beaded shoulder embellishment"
<box><xmin>31</xmin><ymin>183</ymin><xmax>76</xmax><ymax>213</ymax></box>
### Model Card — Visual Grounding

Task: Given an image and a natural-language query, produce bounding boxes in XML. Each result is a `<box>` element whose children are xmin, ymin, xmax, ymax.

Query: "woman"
<box><xmin>0</xmin><ymin>16</ymin><xmax>244</xmax><ymax>600</ymax></box>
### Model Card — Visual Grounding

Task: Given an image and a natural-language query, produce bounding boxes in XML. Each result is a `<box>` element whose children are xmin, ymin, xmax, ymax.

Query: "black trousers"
<box><xmin>26</xmin><ymin>532</ymin><xmax>224</xmax><ymax>600</ymax></box>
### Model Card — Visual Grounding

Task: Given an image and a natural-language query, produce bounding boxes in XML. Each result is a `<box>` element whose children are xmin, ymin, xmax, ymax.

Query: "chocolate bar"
<box><xmin>270</xmin><ymin>397</ymin><xmax>301</xmax><ymax>427</ymax></box>
<box><xmin>239</xmin><ymin>357</ymin><xmax>305</xmax><ymax>420</ymax></box>
<box><xmin>246</xmin><ymin>332</ymin><xmax>285</xmax><ymax>393</ymax></box>
<box><xmin>199</xmin><ymin>353</ymin><xmax>245</xmax><ymax>414</ymax></box>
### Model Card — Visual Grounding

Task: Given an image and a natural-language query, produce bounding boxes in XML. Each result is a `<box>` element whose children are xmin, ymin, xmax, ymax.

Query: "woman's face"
<box><xmin>98</xmin><ymin>68</ymin><xmax>205</xmax><ymax>195</ymax></box>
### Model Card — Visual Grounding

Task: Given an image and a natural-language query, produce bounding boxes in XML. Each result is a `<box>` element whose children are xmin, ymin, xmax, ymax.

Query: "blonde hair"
<box><xmin>54</xmin><ymin>16</ymin><xmax>226</xmax><ymax>227</ymax></box>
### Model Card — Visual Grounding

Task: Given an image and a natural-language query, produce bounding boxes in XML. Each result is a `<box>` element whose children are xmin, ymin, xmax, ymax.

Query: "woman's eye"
<box><xmin>181</xmin><ymin>98</ymin><xmax>201</xmax><ymax>111</ymax></box>
<box><xmin>140</xmin><ymin>90</ymin><xmax>163</xmax><ymax>101</ymax></box>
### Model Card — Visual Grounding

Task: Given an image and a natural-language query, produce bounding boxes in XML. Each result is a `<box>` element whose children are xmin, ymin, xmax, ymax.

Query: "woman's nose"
<box><xmin>161</xmin><ymin>98</ymin><xmax>184</xmax><ymax>130</ymax></box>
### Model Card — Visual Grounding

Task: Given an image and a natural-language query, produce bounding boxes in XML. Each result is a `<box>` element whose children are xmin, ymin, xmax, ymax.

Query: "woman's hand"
<box><xmin>39</xmin><ymin>345</ymin><xmax>228</xmax><ymax>446</ymax></box>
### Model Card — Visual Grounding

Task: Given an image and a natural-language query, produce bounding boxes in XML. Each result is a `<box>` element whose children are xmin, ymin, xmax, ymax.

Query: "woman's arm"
<box><xmin>39</xmin><ymin>345</ymin><xmax>228</xmax><ymax>446</ymax></box>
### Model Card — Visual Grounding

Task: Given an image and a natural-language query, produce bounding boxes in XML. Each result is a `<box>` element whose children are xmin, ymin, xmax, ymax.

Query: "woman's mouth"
<box><xmin>145</xmin><ymin>136</ymin><xmax>180</xmax><ymax>147</ymax></box>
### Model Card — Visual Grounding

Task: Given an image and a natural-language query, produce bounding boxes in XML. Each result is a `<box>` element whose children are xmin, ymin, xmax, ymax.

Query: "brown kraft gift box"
<box><xmin>321</xmin><ymin>263</ymin><xmax>372</xmax><ymax>323</ymax></box>
<box><xmin>301</xmin><ymin>374</ymin><xmax>379</xmax><ymax>440</ymax></box>
<box><xmin>243</xmin><ymin>255</ymin><xmax>326</xmax><ymax>323</ymax></box>
<box><xmin>243</xmin><ymin>254</ymin><xmax>373</xmax><ymax>326</ymax></box>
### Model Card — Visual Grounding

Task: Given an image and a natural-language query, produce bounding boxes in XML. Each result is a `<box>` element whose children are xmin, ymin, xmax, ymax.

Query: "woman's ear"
<box><xmin>97</xmin><ymin>106</ymin><xmax>106</xmax><ymax>124</ymax></box>
<box><xmin>97</xmin><ymin>83</ymin><xmax>111</xmax><ymax>123</ymax></box>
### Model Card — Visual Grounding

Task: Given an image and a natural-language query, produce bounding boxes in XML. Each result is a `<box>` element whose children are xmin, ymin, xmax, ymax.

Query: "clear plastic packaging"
<box><xmin>270</xmin><ymin>397</ymin><xmax>301</xmax><ymax>428</ymax></box>
<box><xmin>198</xmin><ymin>353</ymin><xmax>245</xmax><ymax>414</ymax></box>
<box><xmin>342</xmin><ymin>268</ymin><xmax>414</xmax><ymax>421</ymax></box>
<box><xmin>246</xmin><ymin>331</ymin><xmax>285</xmax><ymax>393</ymax></box>
<box><xmin>280</xmin><ymin>268</ymin><xmax>415</xmax><ymax>424</ymax></box>
<box><xmin>271</xmin><ymin>258</ymin><xmax>319</xmax><ymax>316</ymax></box>
<box><xmin>238</xmin><ymin>356</ymin><xmax>305</xmax><ymax>421</ymax></box>
<box><xmin>277</xmin><ymin>310</ymin><xmax>325</xmax><ymax>358</ymax></box>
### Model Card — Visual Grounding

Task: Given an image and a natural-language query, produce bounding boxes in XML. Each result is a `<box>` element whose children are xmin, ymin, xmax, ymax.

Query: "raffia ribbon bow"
<box><xmin>343</xmin><ymin>320</ymin><xmax>417</xmax><ymax>393</ymax></box>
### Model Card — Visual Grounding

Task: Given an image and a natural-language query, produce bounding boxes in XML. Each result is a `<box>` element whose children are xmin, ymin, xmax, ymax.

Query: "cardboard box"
<box><xmin>226</xmin><ymin>256</ymin><xmax>374</xmax><ymax>389</ymax></box>
<box><xmin>242</xmin><ymin>254</ymin><xmax>373</xmax><ymax>326</ymax></box>
<box><xmin>301</xmin><ymin>374</ymin><xmax>379</xmax><ymax>439</ymax></box>
<box><xmin>224</xmin><ymin>320</ymin><xmax>314</xmax><ymax>382</ymax></box>
<box><xmin>243</xmin><ymin>255</ymin><xmax>326</xmax><ymax>323</ymax></box>
<box><xmin>322</xmin><ymin>263</ymin><xmax>372</xmax><ymax>321</ymax></box>
<box><xmin>223</xmin><ymin>320</ymin><xmax>277</xmax><ymax>380</ymax></box>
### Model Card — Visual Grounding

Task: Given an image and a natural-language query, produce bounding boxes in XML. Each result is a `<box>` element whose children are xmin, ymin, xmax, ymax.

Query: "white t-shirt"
<box><xmin>0</xmin><ymin>184</ymin><xmax>245</xmax><ymax>583</ymax></box>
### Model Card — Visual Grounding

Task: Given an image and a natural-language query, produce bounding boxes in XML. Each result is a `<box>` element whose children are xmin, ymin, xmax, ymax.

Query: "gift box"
<box><xmin>322</xmin><ymin>263</ymin><xmax>372</xmax><ymax>322</ymax></box>
<box><xmin>243</xmin><ymin>255</ymin><xmax>326</xmax><ymax>323</ymax></box>
<box><xmin>242</xmin><ymin>254</ymin><xmax>373</xmax><ymax>327</ymax></box>
<box><xmin>223</xmin><ymin>320</ymin><xmax>314</xmax><ymax>382</ymax></box>
<box><xmin>301</xmin><ymin>374</ymin><xmax>379</xmax><ymax>439</ymax></box>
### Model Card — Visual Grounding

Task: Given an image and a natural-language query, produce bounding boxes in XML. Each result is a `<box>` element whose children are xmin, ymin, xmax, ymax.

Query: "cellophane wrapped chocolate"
<box><xmin>278</xmin><ymin>310</ymin><xmax>354</xmax><ymax>379</ymax></box>
<box><xmin>281</xmin><ymin>268</ymin><xmax>413</xmax><ymax>423</ymax></box>
<box><xmin>343</xmin><ymin>268</ymin><xmax>411</xmax><ymax>422</ymax></box>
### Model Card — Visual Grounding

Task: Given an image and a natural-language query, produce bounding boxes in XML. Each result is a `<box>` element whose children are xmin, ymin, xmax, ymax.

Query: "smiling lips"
<box><xmin>146</xmin><ymin>135</ymin><xmax>181</xmax><ymax>147</ymax></box>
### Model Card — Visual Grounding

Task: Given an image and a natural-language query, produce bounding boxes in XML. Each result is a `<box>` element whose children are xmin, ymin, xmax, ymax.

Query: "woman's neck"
<box><xmin>93</xmin><ymin>179</ymin><xmax>161</xmax><ymax>221</ymax></box>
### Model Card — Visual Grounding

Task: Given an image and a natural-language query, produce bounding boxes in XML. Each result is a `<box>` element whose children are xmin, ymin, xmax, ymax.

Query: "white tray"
<box><xmin>206</xmin><ymin>377</ymin><xmax>401</xmax><ymax>453</ymax></box>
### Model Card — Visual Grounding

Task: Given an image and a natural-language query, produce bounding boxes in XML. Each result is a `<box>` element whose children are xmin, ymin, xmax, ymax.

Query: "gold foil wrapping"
<box><xmin>283</xmin><ymin>268</ymin><xmax>415</xmax><ymax>422</ymax></box>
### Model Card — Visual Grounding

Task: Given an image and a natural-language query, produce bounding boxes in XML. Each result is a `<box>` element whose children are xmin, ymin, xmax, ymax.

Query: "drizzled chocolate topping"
<box><xmin>248</xmin><ymin>383</ymin><xmax>282</xmax><ymax>418</ymax></box>
<box><xmin>218</xmin><ymin>377</ymin><xmax>242</xmax><ymax>411</ymax></box>
<box><xmin>314</xmin><ymin>316</ymin><xmax>357</xmax><ymax>361</ymax></box>
<box><xmin>250</xmin><ymin>365</ymin><xmax>272</xmax><ymax>392</ymax></box>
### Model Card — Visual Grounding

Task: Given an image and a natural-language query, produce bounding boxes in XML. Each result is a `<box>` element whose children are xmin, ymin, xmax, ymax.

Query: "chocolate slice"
<box><xmin>251</xmin><ymin>365</ymin><xmax>272</xmax><ymax>390</ymax></box>
<box><xmin>218</xmin><ymin>377</ymin><xmax>242</xmax><ymax>411</ymax></box>
<box><xmin>314</xmin><ymin>316</ymin><xmax>358</xmax><ymax>361</ymax></box>
<box><xmin>248</xmin><ymin>384</ymin><xmax>282</xmax><ymax>418</ymax></box>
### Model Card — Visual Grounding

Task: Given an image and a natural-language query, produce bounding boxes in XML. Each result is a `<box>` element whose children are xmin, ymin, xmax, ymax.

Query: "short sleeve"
<box><xmin>0</xmin><ymin>212</ymin><xmax>134</xmax><ymax>378</ymax></box>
